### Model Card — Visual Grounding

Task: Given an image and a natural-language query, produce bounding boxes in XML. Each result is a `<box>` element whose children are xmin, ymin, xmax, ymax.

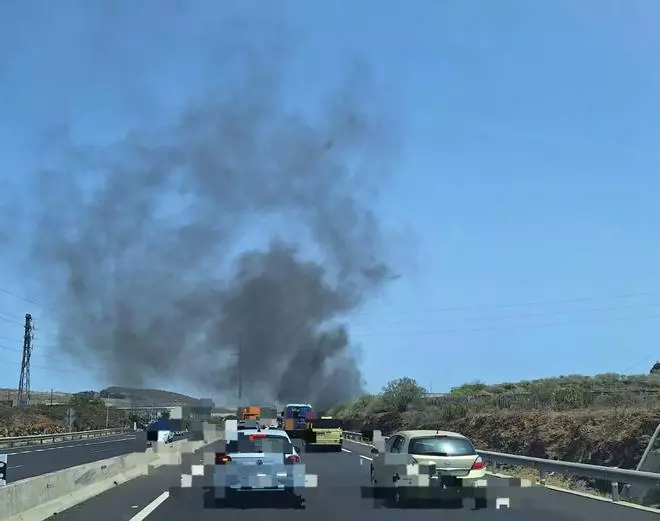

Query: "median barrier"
<box><xmin>1</xmin><ymin>429</ymin><xmax>225</xmax><ymax>521</ymax></box>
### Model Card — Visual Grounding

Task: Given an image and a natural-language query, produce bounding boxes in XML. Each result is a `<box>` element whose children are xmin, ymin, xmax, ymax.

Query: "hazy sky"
<box><xmin>2</xmin><ymin>0</ymin><xmax>660</xmax><ymax>400</ymax></box>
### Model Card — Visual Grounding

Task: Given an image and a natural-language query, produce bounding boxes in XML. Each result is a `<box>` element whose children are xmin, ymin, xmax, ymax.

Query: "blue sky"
<box><xmin>2</xmin><ymin>0</ymin><xmax>660</xmax><ymax>399</ymax></box>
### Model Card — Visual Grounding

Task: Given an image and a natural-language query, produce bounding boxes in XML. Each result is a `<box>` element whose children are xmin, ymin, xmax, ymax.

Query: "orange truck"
<box><xmin>239</xmin><ymin>405</ymin><xmax>261</xmax><ymax>421</ymax></box>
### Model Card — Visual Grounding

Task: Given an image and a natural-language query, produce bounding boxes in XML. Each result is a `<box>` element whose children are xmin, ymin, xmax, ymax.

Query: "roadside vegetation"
<box><xmin>329</xmin><ymin>373</ymin><xmax>660</xmax><ymax>420</ymax></box>
<box><xmin>330</xmin><ymin>374</ymin><xmax>660</xmax><ymax>504</ymax></box>
<box><xmin>0</xmin><ymin>391</ymin><xmax>130</xmax><ymax>437</ymax></box>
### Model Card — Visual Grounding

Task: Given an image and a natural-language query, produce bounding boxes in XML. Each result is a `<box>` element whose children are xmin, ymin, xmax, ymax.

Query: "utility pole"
<box><xmin>50</xmin><ymin>389</ymin><xmax>53</xmax><ymax>406</ymax></box>
<box><xmin>17</xmin><ymin>314</ymin><xmax>33</xmax><ymax>408</ymax></box>
<box><xmin>105</xmin><ymin>405</ymin><xmax>109</xmax><ymax>429</ymax></box>
<box><xmin>237</xmin><ymin>339</ymin><xmax>243</xmax><ymax>401</ymax></box>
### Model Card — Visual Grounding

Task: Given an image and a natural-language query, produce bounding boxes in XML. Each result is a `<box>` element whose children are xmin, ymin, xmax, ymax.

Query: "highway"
<box><xmin>4</xmin><ymin>431</ymin><xmax>148</xmax><ymax>482</ymax></box>
<box><xmin>44</xmin><ymin>438</ymin><xmax>660</xmax><ymax>521</ymax></box>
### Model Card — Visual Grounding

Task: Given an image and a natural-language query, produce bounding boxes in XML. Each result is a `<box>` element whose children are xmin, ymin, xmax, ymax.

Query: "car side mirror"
<box><xmin>370</xmin><ymin>447</ymin><xmax>379</xmax><ymax>455</ymax></box>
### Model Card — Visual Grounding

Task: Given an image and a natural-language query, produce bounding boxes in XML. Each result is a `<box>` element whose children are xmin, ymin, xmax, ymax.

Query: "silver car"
<box><xmin>213</xmin><ymin>429</ymin><xmax>305</xmax><ymax>507</ymax></box>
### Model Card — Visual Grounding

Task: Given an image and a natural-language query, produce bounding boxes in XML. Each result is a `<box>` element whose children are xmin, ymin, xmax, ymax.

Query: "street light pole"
<box><xmin>237</xmin><ymin>339</ymin><xmax>242</xmax><ymax>400</ymax></box>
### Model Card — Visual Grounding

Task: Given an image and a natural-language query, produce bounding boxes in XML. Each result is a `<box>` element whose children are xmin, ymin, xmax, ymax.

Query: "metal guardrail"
<box><xmin>342</xmin><ymin>431</ymin><xmax>660</xmax><ymax>503</ymax></box>
<box><xmin>0</xmin><ymin>428</ymin><xmax>133</xmax><ymax>448</ymax></box>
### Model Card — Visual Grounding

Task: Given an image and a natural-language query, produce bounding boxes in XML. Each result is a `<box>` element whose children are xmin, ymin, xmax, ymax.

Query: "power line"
<box><xmin>356</xmin><ymin>291</ymin><xmax>660</xmax><ymax>316</ymax></box>
<box><xmin>350</xmin><ymin>300</ymin><xmax>660</xmax><ymax>326</ymax></box>
<box><xmin>349</xmin><ymin>312</ymin><xmax>660</xmax><ymax>337</ymax></box>
<box><xmin>0</xmin><ymin>312</ymin><xmax>659</xmax><ymax>368</ymax></box>
<box><xmin>3</xmin><ymin>282</ymin><xmax>660</xmax><ymax>320</ymax></box>
<box><xmin>3</xmin><ymin>305</ymin><xmax>660</xmax><ymax>345</ymax></box>
<box><xmin>0</xmin><ymin>344</ymin><xmax>101</xmax><ymax>374</ymax></box>
<box><xmin>7</xmin><ymin>297</ymin><xmax>660</xmax><ymax>337</ymax></box>
<box><xmin>0</xmin><ymin>287</ymin><xmax>61</xmax><ymax>315</ymax></box>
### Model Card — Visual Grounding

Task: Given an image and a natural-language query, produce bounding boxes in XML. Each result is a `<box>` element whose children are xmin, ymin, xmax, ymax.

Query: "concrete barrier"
<box><xmin>2</xmin><ymin>431</ymin><xmax>224</xmax><ymax>521</ymax></box>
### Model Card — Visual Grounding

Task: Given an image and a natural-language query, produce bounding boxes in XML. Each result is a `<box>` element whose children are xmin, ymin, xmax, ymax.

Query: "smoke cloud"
<box><xmin>25</xmin><ymin>38</ymin><xmax>399</xmax><ymax>409</ymax></box>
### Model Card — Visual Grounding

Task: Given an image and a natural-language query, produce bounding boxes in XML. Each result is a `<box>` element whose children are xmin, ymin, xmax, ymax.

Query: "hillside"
<box><xmin>0</xmin><ymin>385</ymin><xmax>204</xmax><ymax>437</ymax></box>
<box><xmin>100</xmin><ymin>386</ymin><xmax>202</xmax><ymax>406</ymax></box>
<box><xmin>0</xmin><ymin>386</ymin><xmax>203</xmax><ymax>407</ymax></box>
<box><xmin>448</xmin><ymin>372</ymin><xmax>660</xmax><ymax>398</ymax></box>
<box><xmin>0</xmin><ymin>388</ymin><xmax>73</xmax><ymax>406</ymax></box>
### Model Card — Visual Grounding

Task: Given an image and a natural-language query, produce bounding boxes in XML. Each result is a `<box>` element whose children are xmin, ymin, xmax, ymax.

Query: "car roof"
<box><xmin>392</xmin><ymin>430</ymin><xmax>469</xmax><ymax>439</ymax></box>
<box><xmin>238</xmin><ymin>428</ymin><xmax>291</xmax><ymax>439</ymax></box>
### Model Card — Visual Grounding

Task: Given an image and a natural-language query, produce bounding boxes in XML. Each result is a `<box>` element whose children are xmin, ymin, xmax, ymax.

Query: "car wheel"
<box><xmin>370</xmin><ymin>465</ymin><xmax>376</xmax><ymax>484</ymax></box>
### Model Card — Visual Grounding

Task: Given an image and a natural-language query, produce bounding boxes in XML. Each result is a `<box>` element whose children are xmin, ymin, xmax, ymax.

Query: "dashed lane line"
<box><xmin>129</xmin><ymin>491</ymin><xmax>170</xmax><ymax>521</ymax></box>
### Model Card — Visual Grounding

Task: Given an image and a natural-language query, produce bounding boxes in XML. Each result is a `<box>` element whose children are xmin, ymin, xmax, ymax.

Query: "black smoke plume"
<box><xmin>25</xmin><ymin>47</ymin><xmax>398</xmax><ymax>409</ymax></box>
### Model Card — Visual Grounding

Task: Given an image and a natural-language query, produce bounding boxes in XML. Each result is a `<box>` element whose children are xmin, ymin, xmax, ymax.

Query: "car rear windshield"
<box><xmin>312</xmin><ymin>419</ymin><xmax>343</xmax><ymax>429</ymax></box>
<box><xmin>234</xmin><ymin>434</ymin><xmax>293</xmax><ymax>454</ymax></box>
<box><xmin>408</xmin><ymin>436</ymin><xmax>476</xmax><ymax>457</ymax></box>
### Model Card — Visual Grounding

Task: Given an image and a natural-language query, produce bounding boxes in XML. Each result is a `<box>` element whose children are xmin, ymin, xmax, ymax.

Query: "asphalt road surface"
<box><xmin>44</xmin><ymin>438</ymin><xmax>660</xmax><ymax>521</ymax></box>
<box><xmin>4</xmin><ymin>431</ymin><xmax>148</xmax><ymax>482</ymax></box>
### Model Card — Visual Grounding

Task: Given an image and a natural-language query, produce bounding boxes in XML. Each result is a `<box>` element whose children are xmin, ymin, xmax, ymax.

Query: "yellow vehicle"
<box><xmin>308</xmin><ymin>416</ymin><xmax>343</xmax><ymax>451</ymax></box>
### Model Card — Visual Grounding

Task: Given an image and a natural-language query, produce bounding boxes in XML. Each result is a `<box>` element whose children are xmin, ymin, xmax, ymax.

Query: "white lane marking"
<box><xmin>359</xmin><ymin>455</ymin><xmax>372</xmax><ymax>461</ymax></box>
<box><xmin>8</xmin><ymin>436</ymin><xmax>136</xmax><ymax>456</ymax></box>
<box><xmin>129</xmin><ymin>491</ymin><xmax>170</xmax><ymax>521</ymax></box>
<box><xmin>344</xmin><ymin>438</ymin><xmax>371</xmax><ymax>447</ymax></box>
<box><xmin>90</xmin><ymin>448</ymin><xmax>111</xmax><ymax>455</ymax></box>
<box><xmin>8</xmin><ymin>464</ymin><xmax>24</xmax><ymax>469</ymax></box>
<box><xmin>341</xmin><ymin>448</ymin><xmax>352</xmax><ymax>453</ymax></box>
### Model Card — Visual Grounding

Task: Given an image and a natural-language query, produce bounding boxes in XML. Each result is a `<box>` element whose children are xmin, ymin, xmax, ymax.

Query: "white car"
<box><xmin>213</xmin><ymin>428</ymin><xmax>305</xmax><ymax>506</ymax></box>
<box><xmin>370</xmin><ymin>430</ymin><xmax>488</xmax><ymax>508</ymax></box>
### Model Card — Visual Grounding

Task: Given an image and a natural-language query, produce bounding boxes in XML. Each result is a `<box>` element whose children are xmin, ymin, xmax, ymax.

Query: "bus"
<box><xmin>283</xmin><ymin>403</ymin><xmax>313</xmax><ymax>434</ymax></box>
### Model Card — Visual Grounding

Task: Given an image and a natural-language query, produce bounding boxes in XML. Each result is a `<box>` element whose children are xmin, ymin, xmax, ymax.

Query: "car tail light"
<box><xmin>249</xmin><ymin>434</ymin><xmax>267</xmax><ymax>440</ymax></box>
<box><xmin>286</xmin><ymin>454</ymin><xmax>301</xmax><ymax>464</ymax></box>
<box><xmin>215</xmin><ymin>453</ymin><xmax>232</xmax><ymax>465</ymax></box>
<box><xmin>471</xmin><ymin>456</ymin><xmax>485</xmax><ymax>470</ymax></box>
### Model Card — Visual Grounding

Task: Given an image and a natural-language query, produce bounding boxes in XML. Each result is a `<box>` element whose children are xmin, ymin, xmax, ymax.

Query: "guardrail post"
<box><xmin>611</xmin><ymin>481</ymin><xmax>620</xmax><ymax>502</ymax></box>
<box><xmin>539</xmin><ymin>468</ymin><xmax>547</xmax><ymax>486</ymax></box>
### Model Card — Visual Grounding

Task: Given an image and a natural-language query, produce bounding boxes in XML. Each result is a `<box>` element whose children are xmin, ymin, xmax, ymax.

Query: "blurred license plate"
<box><xmin>437</xmin><ymin>475</ymin><xmax>461</xmax><ymax>486</ymax></box>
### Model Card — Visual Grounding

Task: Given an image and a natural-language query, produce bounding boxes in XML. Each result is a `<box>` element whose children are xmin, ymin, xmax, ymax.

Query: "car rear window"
<box><xmin>408</xmin><ymin>436</ymin><xmax>476</xmax><ymax>457</ymax></box>
<box><xmin>312</xmin><ymin>419</ymin><xmax>343</xmax><ymax>429</ymax></box>
<box><xmin>233</xmin><ymin>434</ymin><xmax>293</xmax><ymax>454</ymax></box>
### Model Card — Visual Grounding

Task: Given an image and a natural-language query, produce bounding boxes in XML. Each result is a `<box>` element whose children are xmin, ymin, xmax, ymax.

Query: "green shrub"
<box><xmin>333</xmin><ymin>373</ymin><xmax>660</xmax><ymax>421</ymax></box>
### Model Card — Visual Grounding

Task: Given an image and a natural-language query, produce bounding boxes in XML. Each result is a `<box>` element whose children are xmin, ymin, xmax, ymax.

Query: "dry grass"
<box><xmin>489</xmin><ymin>464</ymin><xmax>609</xmax><ymax>497</ymax></box>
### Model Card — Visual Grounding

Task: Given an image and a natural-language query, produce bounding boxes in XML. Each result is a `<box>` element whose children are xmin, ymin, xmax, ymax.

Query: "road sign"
<box><xmin>0</xmin><ymin>453</ymin><xmax>7</xmax><ymax>485</ymax></box>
